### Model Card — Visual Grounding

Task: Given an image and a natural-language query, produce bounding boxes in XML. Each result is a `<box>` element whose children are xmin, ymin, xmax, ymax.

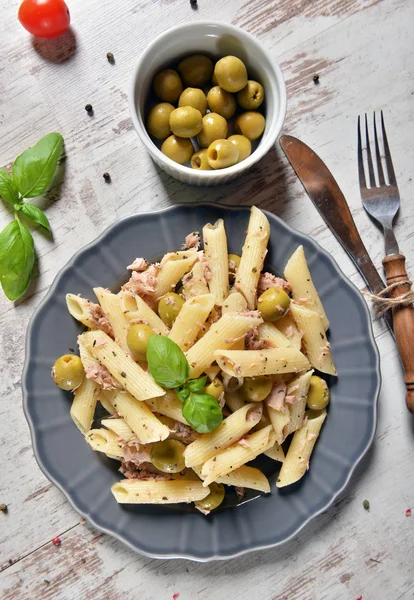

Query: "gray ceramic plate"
<box><xmin>23</xmin><ymin>203</ymin><xmax>380</xmax><ymax>561</ymax></box>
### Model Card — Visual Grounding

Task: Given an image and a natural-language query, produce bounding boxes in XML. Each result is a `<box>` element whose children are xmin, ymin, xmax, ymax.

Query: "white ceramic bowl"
<box><xmin>129</xmin><ymin>21</ymin><xmax>287</xmax><ymax>186</ymax></box>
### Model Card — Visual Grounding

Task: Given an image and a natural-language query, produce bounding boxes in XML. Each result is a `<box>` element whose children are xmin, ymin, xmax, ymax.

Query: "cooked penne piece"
<box><xmin>186</xmin><ymin>312</ymin><xmax>263</xmax><ymax>378</ymax></box>
<box><xmin>201</xmin><ymin>425</ymin><xmax>276</xmax><ymax>486</ymax></box>
<box><xmin>204</xmin><ymin>365</ymin><xmax>221</xmax><ymax>381</ymax></box>
<box><xmin>70</xmin><ymin>378</ymin><xmax>98</xmax><ymax>434</ymax></box>
<box><xmin>111</xmin><ymin>479</ymin><xmax>210</xmax><ymax>504</ymax></box>
<box><xmin>101</xmin><ymin>418</ymin><xmax>135</xmax><ymax>442</ymax></box>
<box><xmin>214</xmin><ymin>347</ymin><xmax>310</xmax><ymax>377</ymax></box>
<box><xmin>264</xmin><ymin>442</ymin><xmax>285</xmax><ymax>463</ymax></box>
<box><xmin>215</xmin><ymin>465</ymin><xmax>270</xmax><ymax>493</ymax></box>
<box><xmin>119</xmin><ymin>291</ymin><xmax>169</xmax><ymax>335</ymax></box>
<box><xmin>146</xmin><ymin>390</ymin><xmax>189</xmax><ymax>425</ymax></box>
<box><xmin>284</xmin><ymin>370</ymin><xmax>313</xmax><ymax>437</ymax></box>
<box><xmin>235</xmin><ymin>206</ymin><xmax>270</xmax><ymax>308</ymax></box>
<box><xmin>154</xmin><ymin>251</ymin><xmax>198</xmax><ymax>300</ymax></box>
<box><xmin>203</xmin><ymin>219</ymin><xmax>229</xmax><ymax>305</ymax></box>
<box><xmin>290</xmin><ymin>304</ymin><xmax>337</xmax><ymax>376</ymax></box>
<box><xmin>266</xmin><ymin>405</ymin><xmax>290</xmax><ymax>445</ymax></box>
<box><xmin>66</xmin><ymin>294</ymin><xmax>110</xmax><ymax>332</ymax></box>
<box><xmin>184</xmin><ymin>403</ymin><xmax>262</xmax><ymax>467</ymax></box>
<box><xmin>274</xmin><ymin>313</ymin><xmax>303</xmax><ymax>350</ymax></box>
<box><xmin>112</xmin><ymin>391</ymin><xmax>169</xmax><ymax>444</ymax></box>
<box><xmin>276</xmin><ymin>409</ymin><xmax>327</xmax><ymax>488</ymax></box>
<box><xmin>224</xmin><ymin>390</ymin><xmax>248</xmax><ymax>413</ymax></box>
<box><xmin>94</xmin><ymin>287</ymin><xmax>130</xmax><ymax>353</ymax></box>
<box><xmin>82</xmin><ymin>330</ymin><xmax>165</xmax><ymax>400</ymax></box>
<box><xmin>284</xmin><ymin>245</ymin><xmax>330</xmax><ymax>330</ymax></box>
<box><xmin>258</xmin><ymin>322</ymin><xmax>293</xmax><ymax>349</ymax></box>
<box><xmin>222</xmin><ymin>291</ymin><xmax>248</xmax><ymax>314</ymax></box>
<box><xmin>169</xmin><ymin>294</ymin><xmax>215</xmax><ymax>350</ymax></box>
<box><xmin>98</xmin><ymin>390</ymin><xmax>117</xmax><ymax>415</ymax></box>
<box><xmin>181</xmin><ymin>260</ymin><xmax>210</xmax><ymax>299</ymax></box>
<box><xmin>86</xmin><ymin>428</ymin><xmax>124</xmax><ymax>459</ymax></box>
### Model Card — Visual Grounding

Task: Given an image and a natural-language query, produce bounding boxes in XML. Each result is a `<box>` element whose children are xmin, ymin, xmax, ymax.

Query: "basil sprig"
<box><xmin>0</xmin><ymin>133</ymin><xmax>63</xmax><ymax>300</ymax></box>
<box><xmin>147</xmin><ymin>336</ymin><xmax>223</xmax><ymax>433</ymax></box>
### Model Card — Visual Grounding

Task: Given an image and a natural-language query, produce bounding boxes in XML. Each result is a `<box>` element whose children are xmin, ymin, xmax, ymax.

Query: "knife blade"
<box><xmin>280</xmin><ymin>134</ymin><xmax>393</xmax><ymax>332</ymax></box>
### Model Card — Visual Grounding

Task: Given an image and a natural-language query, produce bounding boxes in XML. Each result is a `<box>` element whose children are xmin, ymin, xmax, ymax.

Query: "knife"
<box><xmin>280</xmin><ymin>134</ymin><xmax>393</xmax><ymax>333</ymax></box>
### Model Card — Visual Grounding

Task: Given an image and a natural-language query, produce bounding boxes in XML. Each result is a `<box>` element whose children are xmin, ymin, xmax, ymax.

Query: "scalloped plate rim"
<box><xmin>22</xmin><ymin>201</ymin><xmax>381</xmax><ymax>562</ymax></box>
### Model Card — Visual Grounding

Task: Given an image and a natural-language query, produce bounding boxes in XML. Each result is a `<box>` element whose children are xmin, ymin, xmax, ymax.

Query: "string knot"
<box><xmin>363</xmin><ymin>281</ymin><xmax>414</xmax><ymax>315</ymax></box>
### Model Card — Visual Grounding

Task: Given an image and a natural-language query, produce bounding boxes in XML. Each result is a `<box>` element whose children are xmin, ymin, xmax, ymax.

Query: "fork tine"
<box><xmin>357</xmin><ymin>115</ymin><xmax>367</xmax><ymax>190</ymax></box>
<box><xmin>380</xmin><ymin>110</ymin><xmax>397</xmax><ymax>186</ymax></box>
<box><xmin>364</xmin><ymin>113</ymin><xmax>376</xmax><ymax>188</ymax></box>
<box><xmin>373</xmin><ymin>112</ymin><xmax>385</xmax><ymax>186</ymax></box>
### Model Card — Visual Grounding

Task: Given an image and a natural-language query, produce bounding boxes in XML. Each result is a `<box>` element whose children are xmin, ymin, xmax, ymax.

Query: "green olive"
<box><xmin>146</xmin><ymin>102</ymin><xmax>174</xmax><ymax>140</ymax></box>
<box><xmin>158</xmin><ymin>292</ymin><xmax>185</xmax><ymax>327</ymax></box>
<box><xmin>169</xmin><ymin>106</ymin><xmax>203</xmax><ymax>138</ymax></box>
<box><xmin>258</xmin><ymin>287</ymin><xmax>290</xmax><ymax>321</ymax></box>
<box><xmin>178</xmin><ymin>55</ymin><xmax>214</xmax><ymax>87</ymax></box>
<box><xmin>191</xmin><ymin>148</ymin><xmax>212</xmax><ymax>170</ymax></box>
<box><xmin>127</xmin><ymin>324</ymin><xmax>154</xmax><ymax>361</ymax></box>
<box><xmin>178</xmin><ymin>88</ymin><xmax>208</xmax><ymax>115</ymax></box>
<box><xmin>206</xmin><ymin>86</ymin><xmax>236</xmax><ymax>119</ymax></box>
<box><xmin>197</xmin><ymin>113</ymin><xmax>228</xmax><ymax>148</ymax></box>
<box><xmin>237</xmin><ymin>80</ymin><xmax>265</xmax><ymax>110</ymax></box>
<box><xmin>228</xmin><ymin>253</ymin><xmax>241</xmax><ymax>282</ymax></box>
<box><xmin>214</xmin><ymin>55</ymin><xmax>248</xmax><ymax>93</ymax></box>
<box><xmin>52</xmin><ymin>354</ymin><xmax>84</xmax><ymax>391</ymax></box>
<box><xmin>227</xmin><ymin>135</ymin><xmax>252</xmax><ymax>162</ymax></box>
<box><xmin>161</xmin><ymin>135</ymin><xmax>194</xmax><ymax>164</ymax></box>
<box><xmin>153</xmin><ymin>69</ymin><xmax>183</xmax><ymax>103</ymax></box>
<box><xmin>207</xmin><ymin>139</ymin><xmax>239</xmax><ymax>169</ymax></box>
<box><xmin>307</xmin><ymin>376</ymin><xmax>330</xmax><ymax>411</ymax></box>
<box><xmin>150</xmin><ymin>439</ymin><xmax>186</xmax><ymax>473</ymax></box>
<box><xmin>195</xmin><ymin>482</ymin><xmax>225</xmax><ymax>512</ymax></box>
<box><xmin>235</xmin><ymin>111</ymin><xmax>266</xmax><ymax>140</ymax></box>
<box><xmin>204</xmin><ymin>377</ymin><xmax>224</xmax><ymax>400</ymax></box>
<box><xmin>241</xmin><ymin>376</ymin><xmax>272</xmax><ymax>402</ymax></box>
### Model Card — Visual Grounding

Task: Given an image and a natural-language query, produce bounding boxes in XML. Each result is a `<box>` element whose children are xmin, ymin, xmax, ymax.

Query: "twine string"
<box><xmin>363</xmin><ymin>280</ymin><xmax>414</xmax><ymax>315</ymax></box>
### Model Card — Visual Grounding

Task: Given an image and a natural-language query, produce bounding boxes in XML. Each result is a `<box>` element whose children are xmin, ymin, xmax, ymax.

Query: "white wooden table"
<box><xmin>1</xmin><ymin>0</ymin><xmax>413</xmax><ymax>598</ymax></box>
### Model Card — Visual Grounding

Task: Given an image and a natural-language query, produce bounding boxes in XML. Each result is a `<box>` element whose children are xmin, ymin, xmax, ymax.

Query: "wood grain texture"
<box><xmin>1</xmin><ymin>0</ymin><xmax>414</xmax><ymax>598</ymax></box>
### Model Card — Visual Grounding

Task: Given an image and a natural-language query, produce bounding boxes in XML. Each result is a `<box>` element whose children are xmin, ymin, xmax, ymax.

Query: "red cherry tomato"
<box><xmin>18</xmin><ymin>0</ymin><xmax>70</xmax><ymax>38</ymax></box>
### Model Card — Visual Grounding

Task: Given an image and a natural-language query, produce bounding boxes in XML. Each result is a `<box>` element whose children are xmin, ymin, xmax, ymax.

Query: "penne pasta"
<box><xmin>214</xmin><ymin>347</ymin><xmax>310</xmax><ymax>377</ymax></box>
<box><xmin>66</xmin><ymin>294</ymin><xmax>110</xmax><ymax>332</ymax></box>
<box><xmin>184</xmin><ymin>403</ymin><xmax>262</xmax><ymax>467</ymax></box>
<box><xmin>82</xmin><ymin>330</ymin><xmax>165</xmax><ymax>400</ymax></box>
<box><xmin>119</xmin><ymin>291</ymin><xmax>169</xmax><ymax>335</ymax></box>
<box><xmin>86</xmin><ymin>428</ymin><xmax>124</xmax><ymax>459</ymax></box>
<box><xmin>146</xmin><ymin>390</ymin><xmax>189</xmax><ymax>425</ymax></box>
<box><xmin>186</xmin><ymin>312</ymin><xmax>263</xmax><ymax>378</ymax></box>
<box><xmin>222</xmin><ymin>291</ymin><xmax>248</xmax><ymax>314</ymax></box>
<box><xmin>98</xmin><ymin>390</ymin><xmax>117</xmax><ymax>415</ymax></box>
<box><xmin>274</xmin><ymin>313</ymin><xmax>303</xmax><ymax>350</ymax></box>
<box><xmin>284</xmin><ymin>370</ymin><xmax>313</xmax><ymax>437</ymax></box>
<box><xmin>112</xmin><ymin>391</ymin><xmax>169</xmax><ymax>444</ymax></box>
<box><xmin>70</xmin><ymin>378</ymin><xmax>98</xmax><ymax>434</ymax></box>
<box><xmin>203</xmin><ymin>219</ymin><xmax>229</xmax><ymax>305</ymax></box>
<box><xmin>101</xmin><ymin>418</ymin><xmax>135</xmax><ymax>442</ymax></box>
<box><xmin>264</xmin><ymin>442</ymin><xmax>285</xmax><ymax>463</ymax></box>
<box><xmin>276</xmin><ymin>409</ymin><xmax>327</xmax><ymax>488</ymax></box>
<box><xmin>111</xmin><ymin>479</ymin><xmax>210</xmax><ymax>504</ymax></box>
<box><xmin>181</xmin><ymin>260</ymin><xmax>210</xmax><ymax>299</ymax></box>
<box><xmin>201</xmin><ymin>425</ymin><xmax>276</xmax><ymax>486</ymax></box>
<box><xmin>290</xmin><ymin>304</ymin><xmax>337</xmax><ymax>376</ymax></box>
<box><xmin>169</xmin><ymin>293</ymin><xmax>215</xmax><ymax>350</ymax></box>
<box><xmin>284</xmin><ymin>245</ymin><xmax>330</xmax><ymax>330</ymax></box>
<box><xmin>216</xmin><ymin>465</ymin><xmax>271</xmax><ymax>493</ymax></box>
<box><xmin>258</xmin><ymin>322</ymin><xmax>293</xmax><ymax>349</ymax></box>
<box><xmin>235</xmin><ymin>206</ymin><xmax>270</xmax><ymax>308</ymax></box>
<box><xmin>154</xmin><ymin>251</ymin><xmax>198</xmax><ymax>300</ymax></box>
<box><xmin>94</xmin><ymin>287</ymin><xmax>130</xmax><ymax>353</ymax></box>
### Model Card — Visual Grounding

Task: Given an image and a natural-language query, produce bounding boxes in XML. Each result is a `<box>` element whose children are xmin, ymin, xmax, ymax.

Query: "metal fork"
<box><xmin>358</xmin><ymin>111</ymin><xmax>414</xmax><ymax>413</ymax></box>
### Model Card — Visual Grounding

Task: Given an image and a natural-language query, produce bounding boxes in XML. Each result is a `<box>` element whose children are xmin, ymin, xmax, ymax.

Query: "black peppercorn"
<box><xmin>103</xmin><ymin>172</ymin><xmax>111</xmax><ymax>183</ymax></box>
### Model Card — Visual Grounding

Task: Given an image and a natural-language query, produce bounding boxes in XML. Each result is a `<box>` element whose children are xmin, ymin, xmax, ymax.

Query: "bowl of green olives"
<box><xmin>129</xmin><ymin>21</ymin><xmax>286</xmax><ymax>185</ymax></box>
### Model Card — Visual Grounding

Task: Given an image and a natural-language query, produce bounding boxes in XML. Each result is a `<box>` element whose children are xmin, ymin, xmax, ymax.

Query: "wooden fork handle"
<box><xmin>383</xmin><ymin>253</ymin><xmax>414</xmax><ymax>413</ymax></box>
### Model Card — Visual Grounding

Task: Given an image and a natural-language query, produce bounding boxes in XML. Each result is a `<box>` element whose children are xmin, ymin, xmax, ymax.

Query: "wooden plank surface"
<box><xmin>1</xmin><ymin>0</ymin><xmax>413</xmax><ymax>598</ymax></box>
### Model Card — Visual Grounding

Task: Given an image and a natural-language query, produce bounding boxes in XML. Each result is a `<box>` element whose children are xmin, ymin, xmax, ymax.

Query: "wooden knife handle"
<box><xmin>383</xmin><ymin>253</ymin><xmax>414</xmax><ymax>413</ymax></box>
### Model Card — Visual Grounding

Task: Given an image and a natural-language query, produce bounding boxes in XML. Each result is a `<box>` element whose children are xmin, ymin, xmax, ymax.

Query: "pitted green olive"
<box><xmin>153</xmin><ymin>69</ymin><xmax>183</xmax><ymax>103</ymax></box>
<box><xmin>195</xmin><ymin>482</ymin><xmax>225</xmax><ymax>512</ymax></box>
<box><xmin>169</xmin><ymin>106</ymin><xmax>203</xmax><ymax>138</ymax></box>
<box><xmin>214</xmin><ymin>56</ymin><xmax>248</xmax><ymax>93</ymax></box>
<box><xmin>150</xmin><ymin>439</ymin><xmax>186</xmax><ymax>473</ymax></box>
<box><xmin>206</xmin><ymin>86</ymin><xmax>236</xmax><ymax>119</ymax></box>
<box><xmin>178</xmin><ymin>55</ymin><xmax>214</xmax><ymax>87</ymax></box>
<box><xmin>258</xmin><ymin>287</ymin><xmax>290</xmax><ymax>321</ymax></box>
<box><xmin>178</xmin><ymin>88</ymin><xmax>208</xmax><ymax>115</ymax></box>
<box><xmin>161</xmin><ymin>135</ymin><xmax>194</xmax><ymax>164</ymax></box>
<box><xmin>146</xmin><ymin>102</ymin><xmax>174</xmax><ymax>140</ymax></box>
<box><xmin>204</xmin><ymin>377</ymin><xmax>224</xmax><ymax>400</ymax></box>
<box><xmin>191</xmin><ymin>148</ymin><xmax>212</xmax><ymax>170</ymax></box>
<box><xmin>197</xmin><ymin>113</ymin><xmax>228</xmax><ymax>148</ymax></box>
<box><xmin>227</xmin><ymin>135</ymin><xmax>252</xmax><ymax>162</ymax></box>
<box><xmin>237</xmin><ymin>80</ymin><xmax>265</xmax><ymax>110</ymax></box>
<box><xmin>235</xmin><ymin>111</ymin><xmax>265</xmax><ymax>140</ymax></box>
<box><xmin>307</xmin><ymin>376</ymin><xmax>330</xmax><ymax>410</ymax></box>
<box><xmin>52</xmin><ymin>354</ymin><xmax>84</xmax><ymax>391</ymax></box>
<box><xmin>158</xmin><ymin>292</ymin><xmax>185</xmax><ymax>327</ymax></box>
<box><xmin>127</xmin><ymin>324</ymin><xmax>154</xmax><ymax>361</ymax></box>
<box><xmin>207</xmin><ymin>139</ymin><xmax>239</xmax><ymax>169</ymax></box>
<box><xmin>241</xmin><ymin>376</ymin><xmax>272</xmax><ymax>402</ymax></box>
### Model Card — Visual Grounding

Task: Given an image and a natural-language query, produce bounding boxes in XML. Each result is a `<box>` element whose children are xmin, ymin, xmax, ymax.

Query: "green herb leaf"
<box><xmin>182</xmin><ymin>392</ymin><xmax>223</xmax><ymax>434</ymax></box>
<box><xmin>20</xmin><ymin>203</ymin><xmax>51</xmax><ymax>232</ymax></box>
<box><xmin>176</xmin><ymin>387</ymin><xmax>190</xmax><ymax>403</ymax></box>
<box><xmin>0</xmin><ymin>168</ymin><xmax>20</xmax><ymax>206</ymax></box>
<box><xmin>12</xmin><ymin>133</ymin><xmax>63</xmax><ymax>198</ymax></box>
<box><xmin>187</xmin><ymin>376</ymin><xmax>208</xmax><ymax>393</ymax></box>
<box><xmin>146</xmin><ymin>335</ymin><xmax>189</xmax><ymax>389</ymax></box>
<box><xmin>0</xmin><ymin>216</ymin><xmax>35</xmax><ymax>300</ymax></box>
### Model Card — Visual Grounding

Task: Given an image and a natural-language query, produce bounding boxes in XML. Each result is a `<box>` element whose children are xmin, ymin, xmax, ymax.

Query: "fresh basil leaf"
<box><xmin>12</xmin><ymin>132</ymin><xmax>63</xmax><ymax>198</ymax></box>
<box><xmin>0</xmin><ymin>216</ymin><xmax>35</xmax><ymax>300</ymax></box>
<box><xmin>0</xmin><ymin>168</ymin><xmax>20</xmax><ymax>206</ymax></box>
<box><xmin>146</xmin><ymin>335</ymin><xmax>189</xmax><ymax>389</ymax></box>
<box><xmin>20</xmin><ymin>203</ymin><xmax>51</xmax><ymax>232</ymax></box>
<box><xmin>187</xmin><ymin>376</ymin><xmax>208</xmax><ymax>393</ymax></box>
<box><xmin>182</xmin><ymin>392</ymin><xmax>223</xmax><ymax>434</ymax></box>
<box><xmin>176</xmin><ymin>387</ymin><xmax>190</xmax><ymax>403</ymax></box>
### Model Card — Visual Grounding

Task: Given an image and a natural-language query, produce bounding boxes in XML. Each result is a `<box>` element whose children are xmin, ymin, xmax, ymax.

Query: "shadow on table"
<box><xmin>32</xmin><ymin>27</ymin><xmax>77</xmax><ymax>63</ymax></box>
